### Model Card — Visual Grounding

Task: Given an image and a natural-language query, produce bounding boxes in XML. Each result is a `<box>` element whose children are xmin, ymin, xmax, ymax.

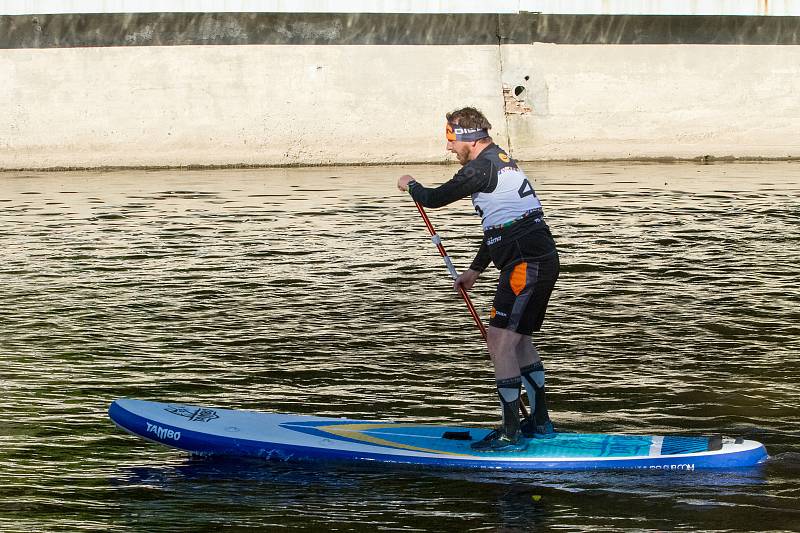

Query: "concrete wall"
<box><xmin>502</xmin><ymin>44</ymin><xmax>800</xmax><ymax>160</ymax></box>
<box><xmin>1</xmin><ymin>13</ymin><xmax>799</xmax><ymax>169</ymax></box>
<box><xmin>1</xmin><ymin>44</ymin><xmax>506</xmax><ymax>168</ymax></box>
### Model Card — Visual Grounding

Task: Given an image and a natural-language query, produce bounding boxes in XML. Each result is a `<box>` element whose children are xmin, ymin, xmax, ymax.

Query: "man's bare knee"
<box><xmin>487</xmin><ymin>326</ymin><xmax>523</xmax><ymax>355</ymax></box>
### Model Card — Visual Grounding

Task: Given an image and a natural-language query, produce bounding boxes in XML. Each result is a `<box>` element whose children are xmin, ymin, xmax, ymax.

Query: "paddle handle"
<box><xmin>414</xmin><ymin>202</ymin><xmax>487</xmax><ymax>341</ymax></box>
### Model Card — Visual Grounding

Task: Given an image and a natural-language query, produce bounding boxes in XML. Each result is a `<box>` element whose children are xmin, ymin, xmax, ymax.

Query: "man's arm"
<box><xmin>397</xmin><ymin>162</ymin><xmax>491</xmax><ymax>208</ymax></box>
<box><xmin>468</xmin><ymin>239</ymin><xmax>491</xmax><ymax>273</ymax></box>
<box><xmin>454</xmin><ymin>239</ymin><xmax>489</xmax><ymax>292</ymax></box>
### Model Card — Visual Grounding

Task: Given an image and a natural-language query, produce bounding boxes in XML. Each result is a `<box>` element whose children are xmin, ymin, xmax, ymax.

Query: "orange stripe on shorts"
<box><xmin>510</xmin><ymin>262</ymin><xmax>527</xmax><ymax>295</ymax></box>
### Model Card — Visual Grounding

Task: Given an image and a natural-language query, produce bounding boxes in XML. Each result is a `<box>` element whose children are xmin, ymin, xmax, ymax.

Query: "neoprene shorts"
<box><xmin>489</xmin><ymin>252</ymin><xmax>559</xmax><ymax>336</ymax></box>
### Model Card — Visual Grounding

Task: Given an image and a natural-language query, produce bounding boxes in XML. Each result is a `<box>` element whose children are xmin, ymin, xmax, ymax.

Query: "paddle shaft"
<box><xmin>413</xmin><ymin>201</ymin><xmax>530</xmax><ymax>420</ymax></box>
<box><xmin>414</xmin><ymin>202</ymin><xmax>487</xmax><ymax>340</ymax></box>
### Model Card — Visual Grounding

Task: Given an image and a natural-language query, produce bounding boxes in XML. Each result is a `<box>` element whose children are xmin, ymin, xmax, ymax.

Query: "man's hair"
<box><xmin>446</xmin><ymin>107</ymin><xmax>492</xmax><ymax>130</ymax></box>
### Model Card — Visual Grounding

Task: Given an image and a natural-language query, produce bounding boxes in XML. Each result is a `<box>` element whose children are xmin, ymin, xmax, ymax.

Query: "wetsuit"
<box><xmin>408</xmin><ymin>143</ymin><xmax>559</xmax><ymax>335</ymax></box>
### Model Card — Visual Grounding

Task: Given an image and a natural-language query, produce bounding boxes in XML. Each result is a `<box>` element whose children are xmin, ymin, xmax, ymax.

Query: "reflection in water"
<box><xmin>0</xmin><ymin>163</ymin><xmax>798</xmax><ymax>531</ymax></box>
<box><xmin>110</xmin><ymin>456</ymin><xmax>771</xmax><ymax>531</ymax></box>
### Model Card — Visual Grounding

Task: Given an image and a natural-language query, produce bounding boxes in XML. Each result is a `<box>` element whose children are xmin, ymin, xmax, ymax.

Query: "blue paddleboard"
<box><xmin>109</xmin><ymin>399</ymin><xmax>768</xmax><ymax>471</ymax></box>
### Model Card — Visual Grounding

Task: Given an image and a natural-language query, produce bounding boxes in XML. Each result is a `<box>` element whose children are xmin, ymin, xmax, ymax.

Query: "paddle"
<box><xmin>414</xmin><ymin>202</ymin><xmax>487</xmax><ymax>339</ymax></box>
<box><xmin>413</xmin><ymin>202</ymin><xmax>530</xmax><ymax>419</ymax></box>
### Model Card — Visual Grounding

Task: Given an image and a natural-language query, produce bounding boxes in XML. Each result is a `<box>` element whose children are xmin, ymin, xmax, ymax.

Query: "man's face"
<box><xmin>446</xmin><ymin>139</ymin><xmax>471</xmax><ymax>165</ymax></box>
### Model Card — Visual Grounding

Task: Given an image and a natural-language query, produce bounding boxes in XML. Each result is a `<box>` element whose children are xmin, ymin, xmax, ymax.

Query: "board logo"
<box><xmin>146</xmin><ymin>422</ymin><xmax>181</xmax><ymax>441</ymax></box>
<box><xmin>165</xmin><ymin>406</ymin><xmax>220</xmax><ymax>422</ymax></box>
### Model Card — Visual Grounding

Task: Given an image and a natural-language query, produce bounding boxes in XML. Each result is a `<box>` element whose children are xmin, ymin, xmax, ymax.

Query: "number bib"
<box><xmin>471</xmin><ymin>149</ymin><xmax>542</xmax><ymax>230</ymax></box>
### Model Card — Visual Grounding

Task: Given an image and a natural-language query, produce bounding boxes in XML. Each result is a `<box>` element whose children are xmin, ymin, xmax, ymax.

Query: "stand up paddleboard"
<box><xmin>109</xmin><ymin>399</ymin><xmax>768</xmax><ymax>471</ymax></box>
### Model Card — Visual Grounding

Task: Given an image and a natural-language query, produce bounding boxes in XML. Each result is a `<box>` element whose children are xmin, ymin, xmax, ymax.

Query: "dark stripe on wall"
<box><xmin>1</xmin><ymin>12</ymin><xmax>799</xmax><ymax>49</ymax></box>
<box><xmin>501</xmin><ymin>14</ymin><xmax>800</xmax><ymax>45</ymax></box>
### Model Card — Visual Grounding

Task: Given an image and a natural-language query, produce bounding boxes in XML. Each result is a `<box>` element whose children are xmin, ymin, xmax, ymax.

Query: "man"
<box><xmin>396</xmin><ymin>107</ymin><xmax>559</xmax><ymax>452</ymax></box>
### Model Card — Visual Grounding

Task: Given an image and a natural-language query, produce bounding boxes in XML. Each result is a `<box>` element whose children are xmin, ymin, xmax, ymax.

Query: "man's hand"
<box><xmin>397</xmin><ymin>174</ymin><xmax>415</xmax><ymax>192</ymax></box>
<box><xmin>454</xmin><ymin>268</ymin><xmax>480</xmax><ymax>292</ymax></box>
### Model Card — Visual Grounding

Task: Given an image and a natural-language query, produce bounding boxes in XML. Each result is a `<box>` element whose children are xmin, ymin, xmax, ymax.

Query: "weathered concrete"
<box><xmin>1</xmin><ymin>12</ymin><xmax>799</xmax><ymax>169</ymax></box>
<box><xmin>4</xmin><ymin>13</ymin><xmax>800</xmax><ymax>47</ymax></box>
<box><xmin>0</xmin><ymin>45</ymin><xmax>506</xmax><ymax>168</ymax></box>
<box><xmin>502</xmin><ymin>44</ymin><xmax>800</xmax><ymax>160</ymax></box>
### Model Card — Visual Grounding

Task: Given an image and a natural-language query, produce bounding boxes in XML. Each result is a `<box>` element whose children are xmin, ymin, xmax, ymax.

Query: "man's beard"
<box><xmin>454</xmin><ymin>146</ymin><xmax>470</xmax><ymax>165</ymax></box>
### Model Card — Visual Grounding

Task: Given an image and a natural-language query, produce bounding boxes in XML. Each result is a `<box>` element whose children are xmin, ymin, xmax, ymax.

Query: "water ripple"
<box><xmin>0</xmin><ymin>163</ymin><xmax>798</xmax><ymax>531</ymax></box>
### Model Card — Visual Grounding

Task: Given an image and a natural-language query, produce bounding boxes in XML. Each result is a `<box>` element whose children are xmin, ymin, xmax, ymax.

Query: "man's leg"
<box><xmin>472</xmin><ymin>255</ymin><xmax>558</xmax><ymax>450</ymax></box>
<box><xmin>489</xmin><ymin>326</ymin><xmax>525</xmax><ymax>380</ymax></box>
<box><xmin>488</xmin><ymin>326</ymin><xmax>523</xmax><ymax>436</ymax></box>
<box><xmin>471</xmin><ymin>326</ymin><xmax>526</xmax><ymax>450</ymax></box>
<box><xmin>515</xmin><ymin>335</ymin><xmax>539</xmax><ymax>368</ymax></box>
<box><xmin>516</xmin><ymin>337</ymin><xmax>554</xmax><ymax>437</ymax></box>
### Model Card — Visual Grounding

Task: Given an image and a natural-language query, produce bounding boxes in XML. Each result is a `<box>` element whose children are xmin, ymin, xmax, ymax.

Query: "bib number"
<box><xmin>518</xmin><ymin>179</ymin><xmax>536</xmax><ymax>198</ymax></box>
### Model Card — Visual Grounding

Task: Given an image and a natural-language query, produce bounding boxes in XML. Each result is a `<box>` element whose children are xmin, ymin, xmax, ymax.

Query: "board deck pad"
<box><xmin>109</xmin><ymin>399</ymin><xmax>768</xmax><ymax>471</ymax></box>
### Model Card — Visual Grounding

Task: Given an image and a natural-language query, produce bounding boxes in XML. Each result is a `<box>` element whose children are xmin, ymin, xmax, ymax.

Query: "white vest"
<box><xmin>472</xmin><ymin>166</ymin><xmax>542</xmax><ymax>230</ymax></box>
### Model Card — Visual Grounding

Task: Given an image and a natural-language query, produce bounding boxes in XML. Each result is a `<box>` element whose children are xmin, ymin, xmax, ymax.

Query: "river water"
<box><xmin>1</xmin><ymin>162</ymin><xmax>798</xmax><ymax>532</ymax></box>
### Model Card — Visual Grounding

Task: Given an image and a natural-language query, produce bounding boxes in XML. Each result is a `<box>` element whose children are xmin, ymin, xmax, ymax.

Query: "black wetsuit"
<box><xmin>408</xmin><ymin>143</ymin><xmax>557</xmax><ymax>274</ymax></box>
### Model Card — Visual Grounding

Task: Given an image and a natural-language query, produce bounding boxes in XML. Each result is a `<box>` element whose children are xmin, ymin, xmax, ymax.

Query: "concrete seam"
<box><xmin>496</xmin><ymin>14</ymin><xmax>513</xmax><ymax>156</ymax></box>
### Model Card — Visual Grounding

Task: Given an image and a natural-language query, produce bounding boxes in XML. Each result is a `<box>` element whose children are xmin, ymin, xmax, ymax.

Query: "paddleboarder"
<box><xmin>397</xmin><ymin>107</ymin><xmax>559</xmax><ymax>451</ymax></box>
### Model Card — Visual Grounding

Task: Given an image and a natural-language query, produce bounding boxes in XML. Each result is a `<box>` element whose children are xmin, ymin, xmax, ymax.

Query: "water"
<box><xmin>1</xmin><ymin>162</ymin><xmax>799</xmax><ymax>532</ymax></box>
